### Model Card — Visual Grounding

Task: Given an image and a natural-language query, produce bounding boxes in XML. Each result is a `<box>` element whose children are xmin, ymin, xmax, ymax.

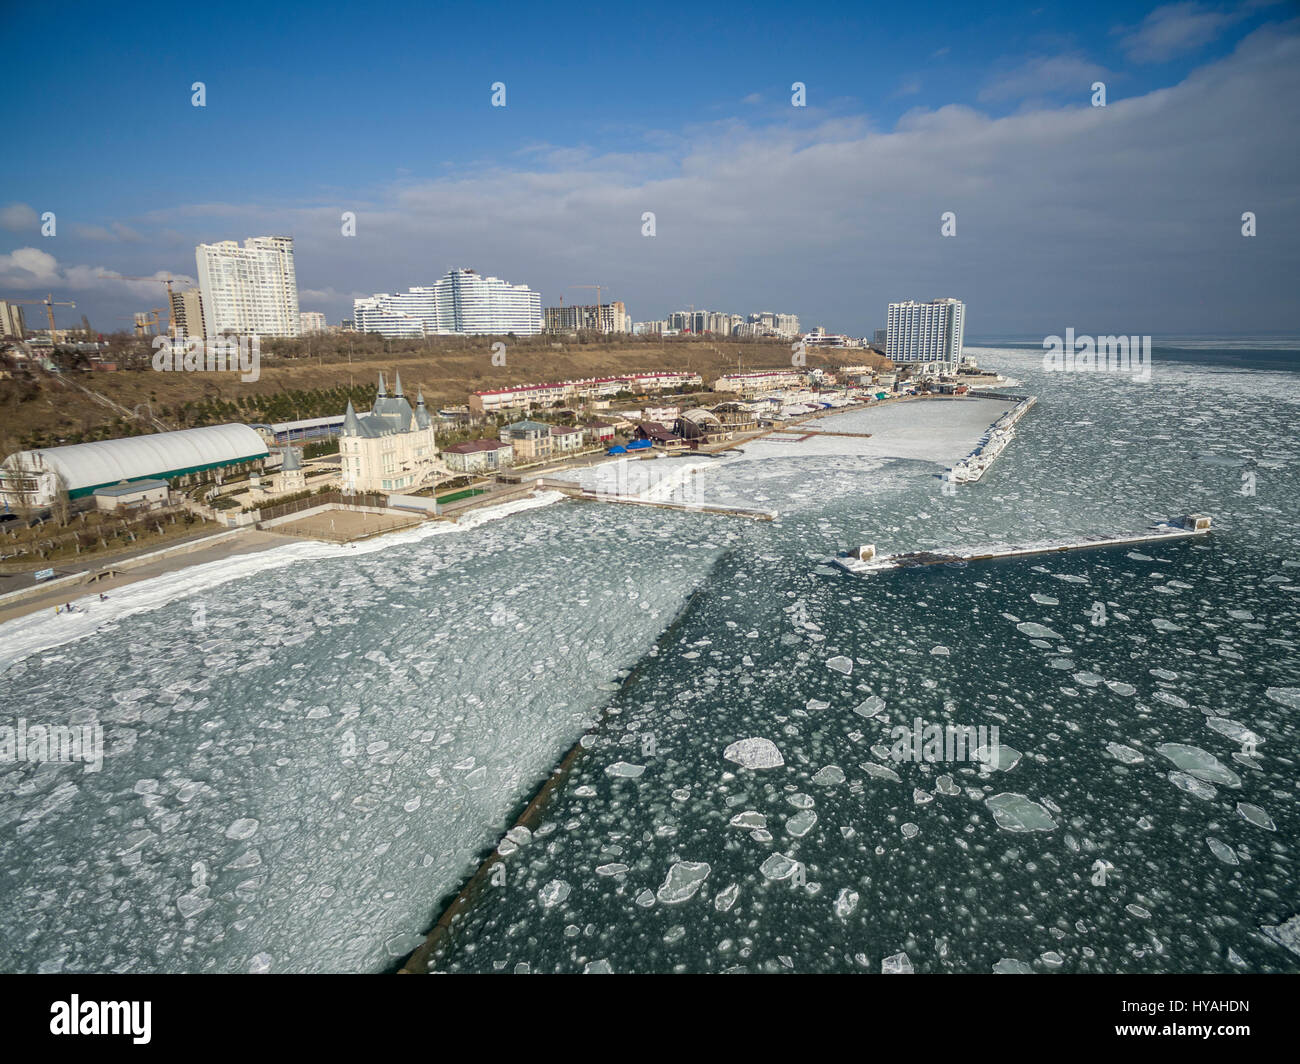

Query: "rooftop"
<box><xmin>505</xmin><ymin>420</ymin><xmax>553</xmax><ymax>433</ymax></box>
<box><xmin>92</xmin><ymin>479</ymin><xmax>169</xmax><ymax>497</ymax></box>
<box><xmin>442</xmin><ymin>439</ymin><xmax>512</xmax><ymax>454</ymax></box>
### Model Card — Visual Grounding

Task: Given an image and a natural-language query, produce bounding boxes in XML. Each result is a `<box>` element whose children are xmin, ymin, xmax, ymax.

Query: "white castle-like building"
<box><xmin>340</xmin><ymin>372</ymin><xmax>441</xmax><ymax>493</ymax></box>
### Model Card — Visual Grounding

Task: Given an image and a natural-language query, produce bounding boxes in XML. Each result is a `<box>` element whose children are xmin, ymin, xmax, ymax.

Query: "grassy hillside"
<box><xmin>0</xmin><ymin>333</ymin><xmax>890</xmax><ymax>455</ymax></box>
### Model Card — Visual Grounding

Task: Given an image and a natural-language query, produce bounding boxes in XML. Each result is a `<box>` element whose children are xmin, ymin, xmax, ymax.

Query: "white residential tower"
<box><xmin>885</xmin><ymin>298</ymin><xmax>965</xmax><ymax>371</ymax></box>
<box><xmin>195</xmin><ymin>236</ymin><xmax>300</xmax><ymax>338</ymax></box>
<box><xmin>353</xmin><ymin>268</ymin><xmax>542</xmax><ymax>337</ymax></box>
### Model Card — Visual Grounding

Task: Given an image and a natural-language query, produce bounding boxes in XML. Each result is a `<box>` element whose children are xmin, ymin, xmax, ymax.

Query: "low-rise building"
<box><xmin>274</xmin><ymin>448</ymin><xmax>307</xmax><ymax>494</ymax></box>
<box><xmin>676</xmin><ymin>408</ymin><xmax>726</xmax><ymax>442</ymax></box>
<box><xmin>713</xmin><ymin>370</ymin><xmax>804</xmax><ymax>396</ymax></box>
<box><xmin>712</xmin><ymin>402</ymin><xmax>759</xmax><ymax>434</ymax></box>
<box><xmin>633</xmin><ymin>421</ymin><xmax>675</xmax><ymax>445</ymax></box>
<box><xmin>469</xmin><ymin>371</ymin><xmax>703</xmax><ymax>416</ymax></box>
<box><xmin>0</xmin><ymin>424</ymin><xmax>268</xmax><ymax>510</ymax></box>
<box><xmin>550</xmin><ymin>424</ymin><xmax>585</xmax><ymax>453</ymax></box>
<box><xmin>582</xmin><ymin>420</ymin><xmax>616</xmax><ymax>444</ymax></box>
<box><xmin>93</xmin><ymin>479</ymin><xmax>170</xmax><ymax>511</ymax></box>
<box><xmin>642</xmin><ymin>405</ymin><xmax>680</xmax><ymax>423</ymax></box>
<box><xmin>441</xmin><ymin>438</ymin><xmax>515</xmax><ymax>474</ymax></box>
<box><xmin>502</xmin><ymin>420</ymin><xmax>554</xmax><ymax>463</ymax></box>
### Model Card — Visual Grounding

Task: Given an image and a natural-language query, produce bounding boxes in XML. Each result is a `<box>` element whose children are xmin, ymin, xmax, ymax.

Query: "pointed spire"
<box><xmin>415</xmin><ymin>388</ymin><xmax>432</xmax><ymax>429</ymax></box>
<box><xmin>280</xmin><ymin>446</ymin><xmax>302</xmax><ymax>471</ymax></box>
<box><xmin>377</xmin><ymin>371</ymin><xmax>387</xmax><ymax>397</ymax></box>
<box><xmin>416</xmin><ymin>388</ymin><xmax>426</xmax><ymax>406</ymax></box>
<box><xmin>342</xmin><ymin>400</ymin><xmax>360</xmax><ymax>437</ymax></box>
<box><xmin>393</xmin><ymin>370</ymin><xmax>403</xmax><ymax>396</ymax></box>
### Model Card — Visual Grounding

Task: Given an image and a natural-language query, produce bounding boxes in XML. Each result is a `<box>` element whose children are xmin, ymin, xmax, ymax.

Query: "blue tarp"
<box><xmin>607</xmin><ymin>445</ymin><xmax>628</xmax><ymax>454</ymax></box>
<box><xmin>626</xmin><ymin>439</ymin><xmax>652</xmax><ymax>450</ymax></box>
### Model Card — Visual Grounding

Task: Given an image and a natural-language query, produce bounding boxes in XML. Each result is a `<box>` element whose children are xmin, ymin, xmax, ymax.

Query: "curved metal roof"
<box><xmin>4</xmin><ymin>423</ymin><xmax>268</xmax><ymax>493</ymax></box>
<box><xmin>681</xmin><ymin>407</ymin><xmax>722</xmax><ymax>423</ymax></box>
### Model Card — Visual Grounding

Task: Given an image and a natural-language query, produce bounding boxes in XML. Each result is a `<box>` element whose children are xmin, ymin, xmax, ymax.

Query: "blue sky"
<box><xmin>2</xmin><ymin>0</ymin><xmax>1297</xmax><ymax>336</ymax></box>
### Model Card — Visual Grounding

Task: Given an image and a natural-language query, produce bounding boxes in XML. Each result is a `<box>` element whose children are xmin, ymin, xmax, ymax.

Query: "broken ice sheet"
<box><xmin>985</xmin><ymin>793</ymin><xmax>1057</xmax><ymax>833</ymax></box>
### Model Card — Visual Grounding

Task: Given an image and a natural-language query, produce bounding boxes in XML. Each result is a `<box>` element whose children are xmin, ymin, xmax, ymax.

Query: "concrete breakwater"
<box><xmin>833</xmin><ymin>515</ymin><xmax>1213</xmax><ymax>574</ymax></box>
<box><xmin>946</xmin><ymin>395</ymin><xmax>1037</xmax><ymax>484</ymax></box>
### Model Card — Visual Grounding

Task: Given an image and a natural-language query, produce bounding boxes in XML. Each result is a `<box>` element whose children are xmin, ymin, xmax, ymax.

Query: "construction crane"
<box><xmin>119</xmin><ymin>276</ymin><xmax>179</xmax><ymax>336</ymax></box>
<box><xmin>11</xmin><ymin>293</ymin><xmax>76</xmax><ymax>340</ymax></box>
<box><xmin>567</xmin><ymin>284</ymin><xmax>608</xmax><ymax>333</ymax></box>
<box><xmin>121</xmin><ymin>309</ymin><xmax>165</xmax><ymax>337</ymax></box>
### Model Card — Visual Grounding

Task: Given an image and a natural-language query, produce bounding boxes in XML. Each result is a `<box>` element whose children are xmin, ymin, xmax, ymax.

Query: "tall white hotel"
<box><xmin>195</xmin><ymin>236</ymin><xmax>300</xmax><ymax>338</ymax></box>
<box><xmin>885</xmin><ymin>298</ymin><xmax>965</xmax><ymax>371</ymax></box>
<box><xmin>354</xmin><ymin>268</ymin><xmax>542</xmax><ymax>337</ymax></box>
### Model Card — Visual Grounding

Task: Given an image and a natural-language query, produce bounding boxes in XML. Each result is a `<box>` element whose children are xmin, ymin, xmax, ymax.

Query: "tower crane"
<box><xmin>119</xmin><ymin>276</ymin><xmax>180</xmax><ymax>336</ymax></box>
<box><xmin>10</xmin><ymin>293</ymin><xmax>76</xmax><ymax>339</ymax></box>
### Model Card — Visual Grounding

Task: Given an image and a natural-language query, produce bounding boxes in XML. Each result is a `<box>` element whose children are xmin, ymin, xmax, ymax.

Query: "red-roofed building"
<box><xmin>468</xmin><ymin>371</ymin><xmax>703</xmax><ymax>416</ymax></box>
<box><xmin>582</xmin><ymin>420</ymin><xmax>616</xmax><ymax>444</ymax></box>
<box><xmin>633</xmin><ymin>421</ymin><xmax>675</xmax><ymax>444</ymax></box>
<box><xmin>550</xmin><ymin>424</ymin><xmax>585</xmax><ymax>453</ymax></box>
<box><xmin>440</xmin><ymin>437</ymin><xmax>515</xmax><ymax>474</ymax></box>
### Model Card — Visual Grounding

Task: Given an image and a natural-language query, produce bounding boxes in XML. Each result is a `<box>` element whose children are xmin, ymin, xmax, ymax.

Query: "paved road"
<box><xmin>0</xmin><ymin>526</ymin><xmax>235</xmax><ymax>597</ymax></box>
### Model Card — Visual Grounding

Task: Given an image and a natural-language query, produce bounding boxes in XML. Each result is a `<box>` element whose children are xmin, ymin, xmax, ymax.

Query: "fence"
<box><xmin>257</xmin><ymin>491</ymin><xmax>388</xmax><ymax>523</ymax></box>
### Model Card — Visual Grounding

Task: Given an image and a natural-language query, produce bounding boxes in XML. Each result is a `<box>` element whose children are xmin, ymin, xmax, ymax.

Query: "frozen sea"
<box><xmin>1</xmin><ymin>344</ymin><xmax>1298</xmax><ymax>973</ymax></box>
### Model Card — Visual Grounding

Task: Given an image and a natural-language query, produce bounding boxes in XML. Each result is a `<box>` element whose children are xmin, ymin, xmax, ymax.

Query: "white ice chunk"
<box><xmin>723</xmin><ymin>737</ymin><xmax>784</xmax><ymax>769</ymax></box>
<box><xmin>656</xmin><ymin>861</ymin><xmax>711</xmax><ymax>904</ymax></box>
<box><xmin>881</xmin><ymin>952</ymin><xmax>913</xmax><ymax>974</ymax></box>
<box><xmin>985</xmin><ymin>793</ymin><xmax>1057</xmax><ymax>832</ymax></box>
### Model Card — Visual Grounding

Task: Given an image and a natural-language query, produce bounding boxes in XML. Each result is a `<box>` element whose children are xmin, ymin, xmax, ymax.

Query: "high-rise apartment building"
<box><xmin>169</xmin><ymin>288</ymin><xmax>206</xmax><ymax>340</ymax></box>
<box><xmin>774</xmin><ymin>313</ymin><xmax>801</xmax><ymax>338</ymax></box>
<box><xmin>353</xmin><ymin>268</ymin><xmax>542</xmax><ymax>337</ymax></box>
<box><xmin>885</xmin><ymin>298</ymin><xmax>965</xmax><ymax>370</ymax></box>
<box><xmin>195</xmin><ymin>236</ymin><xmax>300</xmax><ymax>338</ymax></box>
<box><xmin>543</xmin><ymin>301</ymin><xmax>629</xmax><ymax>334</ymax></box>
<box><xmin>300</xmin><ymin>311</ymin><xmax>327</xmax><ymax>334</ymax></box>
<box><xmin>0</xmin><ymin>301</ymin><xmax>26</xmax><ymax>338</ymax></box>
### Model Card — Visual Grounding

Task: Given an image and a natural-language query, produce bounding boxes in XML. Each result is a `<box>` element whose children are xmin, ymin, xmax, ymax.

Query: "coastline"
<box><xmin>0</xmin><ymin>529</ymin><xmax>291</xmax><ymax>626</ymax></box>
<box><xmin>0</xmin><ymin>489</ymin><xmax>566</xmax><ymax>670</ymax></box>
<box><xmin>0</xmin><ymin>395</ymin><xmax>1020</xmax><ymax>664</ymax></box>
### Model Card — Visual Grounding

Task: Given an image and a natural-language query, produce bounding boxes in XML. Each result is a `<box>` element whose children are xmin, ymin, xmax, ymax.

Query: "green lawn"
<box><xmin>436</xmin><ymin>487</ymin><xmax>487</xmax><ymax>504</ymax></box>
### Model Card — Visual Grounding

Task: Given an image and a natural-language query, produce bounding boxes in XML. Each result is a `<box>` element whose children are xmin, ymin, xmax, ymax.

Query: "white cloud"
<box><xmin>0</xmin><ymin>203</ymin><xmax>39</xmax><ymax>232</ymax></box>
<box><xmin>1119</xmin><ymin>2</ymin><xmax>1243</xmax><ymax>63</ymax></box>
<box><xmin>979</xmin><ymin>53</ymin><xmax>1112</xmax><ymax>102</ymax></box>
<box><xmin>71</xmin><ymin>222</ymin><xmax>145</xmax><ymax>243</ymax></box>
<box><xmin>0</xmin><ymin>247</ymin><xmax>60</xmax><ymax>285</ymax></box>
<box><xmin>12</xmin><ymin>20</ymin><xmax>1300</xmax><ymax>335</ymax></box>
<box><xmin>0</xmin><ymin>249</ymin><xmax>193</xmax><ymax>295</ymax></box>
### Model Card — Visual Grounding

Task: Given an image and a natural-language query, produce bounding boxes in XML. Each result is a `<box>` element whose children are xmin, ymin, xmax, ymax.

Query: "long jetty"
<box><xmin>835</xmin><ymin>516</ymin><xmax>1213</xmax><ymax>574</ymax></box>
<box><xmin>539</xmin><ymin>478</ymin><xmax>774</xmax><ymax>520</ymax></box>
